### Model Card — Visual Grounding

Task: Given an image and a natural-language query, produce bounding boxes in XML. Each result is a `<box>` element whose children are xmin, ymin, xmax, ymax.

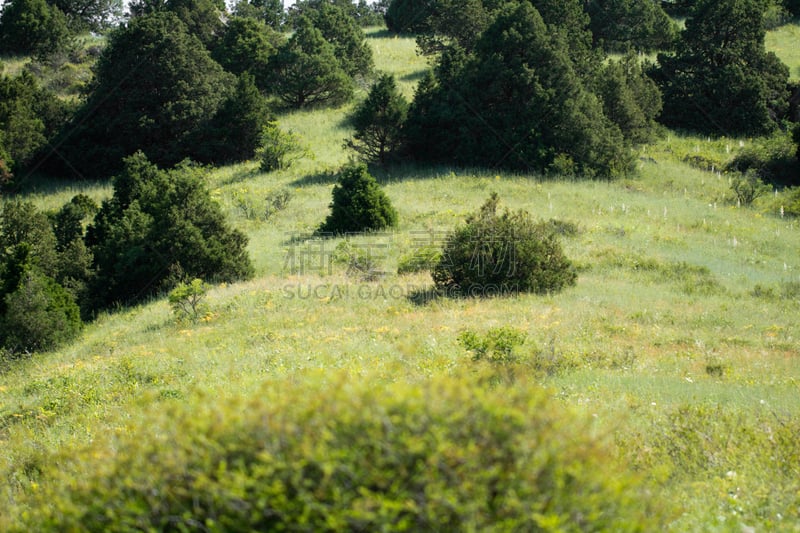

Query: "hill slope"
<box><xmin>2</xmin><ymin>26</ymin><xmax>800</xmax><ymax>530</ymax></box>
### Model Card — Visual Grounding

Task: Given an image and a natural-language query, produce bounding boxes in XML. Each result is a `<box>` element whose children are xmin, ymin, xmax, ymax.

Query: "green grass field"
<box><xmin>1</xmin><ymin>23</ymin><xmax>800</xmax><ymax>531</ymax></box>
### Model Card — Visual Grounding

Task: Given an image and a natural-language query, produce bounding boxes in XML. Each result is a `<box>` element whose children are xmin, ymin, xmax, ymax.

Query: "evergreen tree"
<box><xmin>301</xmin><ymin>1</ymin><xmax>373</xmax><ymax>79</ymax></box>
<box><xmin>406</xmin><ymin>2</ymin><xmax>631</xmax><ymax>178</ymax></box>
<box><xmin>0</xmin><ymin>202</ymin><xmax>83</xmax><ymax>353</ymax></box>
<box><xmin>233</xmin><ymin>0</ymin><xmax>285</xmax><ymax>29</ymax></box>
<box><xmin>0</xmin><ymin>0</ymin><xmax>71</xmax><ymax>58</ymax></box>
<box><xmin>129</xmin><ymin>0</ymin><xmax>223</xmax><ymax>47</ymax></box>
<box><xmin>586</xmin><ymin>0</ymin><xmax>677</xmax><ymax>52</ymax></box>
<box><xmin>346</xmin><ymin>73</ymin><xmax>408</xmax><ymax>165</ymax></box>
<box><xmin>0</xmin><ymin>71</ymin><xmax>70</xmax><ymax>175</ymax></box>
<box><xmin>211</xmin><ymin>16</ymin><xmax>284</xmax><ymax>90</ymax></box>
<box><xmin>320</xmin><ymin>163</ymin><xmax>398</xmax><ymax>234</ymax></box>
<box><xmin>595</xmin><ymin>51</ymin><xmax>662</xmax><ymax>144</ymax></box>
<box><xmin>1</xmin><ymin>266</ymin><xmax>82</xmax><ymax>353</ymax></box>
<box><xmin>50</xmin><ymin>0</ymin><xmax>122</xmax><ymax>31</ymax></box>
<box><xmin>269</xmin><ymin>16</ymin><xmax>354</xmax><ymax>108</ymax></box>
<box><xmin>87</xmin><ymin>152</ymin><xmax>253</xmax><ymax>308</ymax></box>
<box><xmin>651</xmin><ymin>0</ymin><xmax>790</xmax><ymax>136</ymax></box>
<box><xmin>384</xmin><ymin>0</ymin><xmax>433</xmax><ymax>34</ymax></box>
<box><xmin>48</xmin><ymin>12</ymin><xmax>237</xmax><ymax>178</ymax></box>
<box><xmin>192</xmin><ymin>73</ymin><xmax>271</xmax><ymax>164</ymax></box>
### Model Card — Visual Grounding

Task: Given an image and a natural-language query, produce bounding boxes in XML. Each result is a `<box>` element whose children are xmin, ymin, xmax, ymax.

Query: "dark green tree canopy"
<box><xmin>47</xmin><ymin>12</ymin><xmax>253</xmax><ymax>178</ymax></box>
<box><xmin>346</xmin><ymin>73</ymin><xmax>409</xmax><ymax>165</ymax></box>
<box><xmin>300</xmin><ymin>1</ymin><xmax>374</xmax><ymax>78</ymax></box>
<box><xmin>268</xmin><ymin>15</ymin><xmax>354</xmax><ymax>108</ymax></box>
<box><xmin>50</xmin><ymin>0</ymin><xmax>123</xmax><ymax>31</ymax></box>
<box><xmin>406</xmin><ymin>2</ymin><xmax>633</xmax><ymax>178</ymax></box>
<box><xmin>585</xmin><ymin>0</ymin><xmax>677</xmax><ymax>52</ymax></box>
<box><xmin>0</xmin><ymin>0</ymin><xmax>71</xmax><ymax>58</ymax></box>
<box><xmin>384</xmin><ymin>0</ymin><xmax>433</xmax><ymax>34</ymax></box>
<box><xmin>233</xmin><ymin>0</ymin><xmax>285</xmax><ymax>28</ymax></box>
<box><xmin>0</xmin><ymin>201</ymin><xmax>83</xmax><ymax>353</ymax></box>
<box><xmin>212</xmin><ymin>16</ymin><xmax>285</xmax><ymax>91</ymax></box>
<box><xmin>595</xmin><ymin>51</ymin><xmax>662</xmax><ymax>144</ymax></box>
<box><xmin>87</xmin><ymin>152</ymin><xmax>253</xmax><ymax>308</ymax></box>
<box><xmin>129</xmin><ymin>0</ymin><xmax>223</xmax><ymax>46</ymax></box>
<box><xmin>651</xmin><ymin>0</ymin><xmax>790</xmax><ymax>136</ymax></box>
<box><xmin>0</xmin><ymin>71</ymin><xmax>70</xmax><ymax>176</ymax></box>
<box><xmin>320</xmin><ymin>163</ymin><xmax>398</xmax><ymax>234</ymax></box>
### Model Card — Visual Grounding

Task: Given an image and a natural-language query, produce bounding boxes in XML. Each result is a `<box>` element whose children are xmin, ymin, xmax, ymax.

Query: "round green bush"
<box><xmin>14</xmin><ymin>373</ymin><xmax>662</xmax><ymax>531</ymax></box>
<box><xmin>433</xmin><ymin>193</ymin><xmax>577</xmax><ymax>297</ymax></box>
<box><xmin>320</xmin><ymin>163</ymin><xmax>398</xmax><ymax>234</ymax></box>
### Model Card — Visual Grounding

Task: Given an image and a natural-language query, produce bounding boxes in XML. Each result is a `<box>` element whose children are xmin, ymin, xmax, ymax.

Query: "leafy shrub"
<box><xmin>331</xmin><ymin>240</ymin><xmax>384</xmax><ymax>281</ymax></box>
<box><xmin>730</xmin><ymin>170</ymin><xmax>771</xmax><ymax>206</ymax></box>
<box><xmin>257</xmin><ymin>121</ymin><xmax>307</xmax><ymax>172</ymax></box>
<box><xmin>320</xmin><ymin>163</ymin><xmax>398</xmax><ymax>235</ymax></box>
<box><xmin>15</xmin><ymin>374</ymin><xmax>662</xmax><ymax>531</ymax></box>
<box><xmin>397</xmin><ymin>245</ymin><xmax>441</xmax><ymax>275</ymax></box>
<box><xmin>458</xmin><ymin>326</ymin><xmax>526</xmax><ymax>364</ymax></box>
<box><xmin>264</xmin><ymin>188</ymin><xmax>293</xmax><ymax>220</ymax></box>
<box><xmin>168</xmin><ymin>278</ymin><xmax>210</xmax><ymax>323</ymax></box>
<box><xmin>433</xmin><ymin>193</ymin><xmax>577</xmax><ymax>297</ymax></box>
<box><xmin>724</xmin><ymin>130</ymin><xmax>799</xmax><ymax>186</ymax></box>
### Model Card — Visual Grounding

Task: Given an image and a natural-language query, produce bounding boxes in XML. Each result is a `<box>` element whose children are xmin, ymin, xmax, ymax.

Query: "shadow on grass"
<box><xmin>290</xmin><ymin>169</ymin><xmax>339</xmax><ymax>187</ymax></box>
<box><xmin>218</xmin><ymin>165</ymin><xmax>263</xmax><ymax>186</ymax></box>
<box><xmin>10</xmin><ymin>171</ymin><xmax>108</xmax><ymax>198</ymax></box>
<box><xmin>407</xmin><ymin>287</ymin><xmax>442</xmax><ymax>306</ymax></box>
<box><xmin>365</xmin><ymin>28</ymin><xmax>413</xmax><ymax>39</ymax></box>
<box><xmin>400</xmin><ymin>70</ymin><xmax>427</xmax><ymax>84</ymax></box>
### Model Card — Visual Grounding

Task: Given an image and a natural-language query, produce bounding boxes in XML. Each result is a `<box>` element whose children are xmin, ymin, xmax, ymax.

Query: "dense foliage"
<box><xmin>651</xmin><ymin>0</ymin><xmax>790</xmax><ymax>136</ymax></box>
<box><xmin>86</xmin><ymin>152</ymin><xmax>253</xmax><ymax>308</ymax></box>
<box><xmin>585</xmin><ymin>0</ymin><xmax>677</xmax><ymax>52</ymax></box>
<box><xmin>0</xmin><ymin>0</ymin><xmax>71</xmax><ymax>58</ymax></box>
<box><xmin>211</xmin><ymin>16</ymin><xmax>284</xmax><ymax>91</ymax></box>
<box><xmin>0</xmin><ymin>70</ymin><xmax>70</xmax><ymax>182</ymax></box>
<box><xmin>346</xmin><ymin>73</ymin><xmax>408</xmax><ymax>165</ymax></box>
<box><xmin>15</xmin><ymin>375</ymin><xmax>661</xmax><ymax>531</ymax></box>
<box><xmin>299</xmin><ymin>0</ymin><xmax>374</xmax><ymax>78</ymax></box>
<box><xmin>232</xmin><ymin>0</ymin><xmax>285</xmax><ymax>29</ymax></box>
<box><xmin>47</xmin><ymin>12</ymin><xmax>267</xmax><ymax>179</ymax></box>
<box><xmin>384</xmin><ymin>0</ymin><xmax>432</xmax><ymax>34</ymax></box>
<box><xmin>406</xmin><ymin>2</ymin><xmax>635</xmax><ymax>178</ymax></box>
<box><xmin>320</xmin><ymin>163</ymin><xmax>398</xmax><ymax>234</ymax></box>
<box><xmin>269</xmin><ymin>15</ymin><xmax>354</xmax><ymax>108</ymax></box>
<box><xmin>433</xmin><ymin>194</ymin><xmax>577</xmax><ymax>297</ymax></box>
<box><xmin>0</xmin><ymin>201</ymin><xmax>83</xmax><ymax>354</ymax></box>
<box><xmin>128</xmin><ymin>0</ymin><xmax>224</xmax><ymax>46</ymax></box>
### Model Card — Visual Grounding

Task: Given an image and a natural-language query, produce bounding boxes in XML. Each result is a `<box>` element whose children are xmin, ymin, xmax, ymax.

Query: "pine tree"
<box><xmin>346</xmin><ymin>73</ymin><xmax>408</xmax><ymax>165</ymax></box>
<box><xmin>320</xmin><ymin>163</ymin><xmax>398</xmax><ymax>234</ymax></box>
<box><xmin>269</xmin><ymin>16</ymin><xmax>353</xmax><ymax>108</ymax></box>
<box><xmin>651</xmin><ymin>0</ymin><xmax>790</xmax><ymax>136</ymax></box>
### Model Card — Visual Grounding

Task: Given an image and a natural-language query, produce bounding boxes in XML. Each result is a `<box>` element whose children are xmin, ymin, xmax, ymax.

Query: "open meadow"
<box><xmin>1</xmin><ymin>24</ymin><xmax>800</xmax><ymax>531</ymax></box>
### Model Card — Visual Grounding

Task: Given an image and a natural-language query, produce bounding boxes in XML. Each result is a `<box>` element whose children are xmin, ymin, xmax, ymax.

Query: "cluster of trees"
<box><xmin>0</xmin><ymin>153</ymin><xmax>252</xmax><ymax>354</ymax></box>
<box><xmin>1</xmin><ymin>0</ymin><xmax>375</xmax><ymax>181</ymax></box>
<box><xmin>0</xmin><ymin>0</ymin><xmax>121</xmax><ymax>58</ymax></box>
<box><xmin>0</xmin><ymin>70</ymin><xmax>70</xmax><ymax>187</ymax></box>
<box><xmin>358</xmin><ymin>0</ymin><xmax>663</xmax><ymax>177</ymax></box>
<box><xmin>353</xmin><ymin>0</ymin><xmax>797</xmax><ymax>180</ymax></box>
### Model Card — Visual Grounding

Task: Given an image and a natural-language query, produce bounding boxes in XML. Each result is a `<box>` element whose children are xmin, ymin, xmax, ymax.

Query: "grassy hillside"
<box><xmin>1</xmin><ymin>25</ymin><xmax>800</xmax><ymax>531</ymax></box>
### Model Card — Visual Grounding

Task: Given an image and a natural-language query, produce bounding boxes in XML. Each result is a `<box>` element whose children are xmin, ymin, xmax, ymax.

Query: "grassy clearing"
<box><xmin>767</xmin><ymin>22</ymin><xmax>800</xmax><ymax>80</ymax></box>
<box><xmin>1</xmin><ymin>25</ymin><xmax>800</xmax><ymax>531</ymax></box>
